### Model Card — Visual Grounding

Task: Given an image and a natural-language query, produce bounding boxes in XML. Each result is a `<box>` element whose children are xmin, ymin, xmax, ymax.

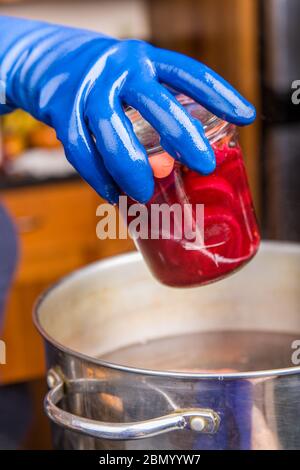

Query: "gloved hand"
<box><xmin>0</xmin><ymin>16</ymin><xmax>256</xmax><ymax>203</ymax></box>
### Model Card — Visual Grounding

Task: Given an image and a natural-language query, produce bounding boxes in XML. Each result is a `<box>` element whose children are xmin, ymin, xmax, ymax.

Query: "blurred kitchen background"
<box><xmin>0</xmin><ymin>0</ymin><xmax>299</xmax><ymax>449</ymax></box>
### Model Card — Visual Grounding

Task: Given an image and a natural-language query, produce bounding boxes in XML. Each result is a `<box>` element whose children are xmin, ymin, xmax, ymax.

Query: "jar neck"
<box><xmin>126</xmin><ymin>94</ymin><xmax>235</xmax><ymax>155</ymax></box>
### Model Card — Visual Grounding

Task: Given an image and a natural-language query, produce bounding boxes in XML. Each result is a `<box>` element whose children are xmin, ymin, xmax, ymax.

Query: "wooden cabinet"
<box><xmin>3</xmin><ymin>181</ymin><xmax>98</xmax><ymax>282</ymax></box>
<box><xmin>149</xmin><ymin>0</ymin><xmax>261</xmax><ymax>217</ymax></box>
<box><xmin>0</xmin><ymin>180</ymin><xmax>134</xmax><ymax>384</ymax></box>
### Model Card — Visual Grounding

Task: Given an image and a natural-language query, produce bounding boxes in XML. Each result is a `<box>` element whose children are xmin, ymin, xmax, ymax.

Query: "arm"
<box><xmin>0</xmin><ymin>16</ymin><xmax>256</xmax><ymax>203</ymax></box>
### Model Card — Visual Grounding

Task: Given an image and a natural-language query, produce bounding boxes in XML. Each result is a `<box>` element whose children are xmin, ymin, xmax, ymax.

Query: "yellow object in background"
<box><xmin>3</xmin><ymin>134</ymin><xmax>26</xmax><ymax>160</ymax></box>
<box><xmin>28</xmin><ymin>125</ymin><xmax>61</xmax><ymax>150</ymax></box>
<box><xmin>2</xmin><ymin>110</ymin><xmax>61</xmax><ymax>161</ymax></box>
<box><xmin>3</xmin><ymin>110</ymin><xmax>37</xmax><ymax>137</ymax></box>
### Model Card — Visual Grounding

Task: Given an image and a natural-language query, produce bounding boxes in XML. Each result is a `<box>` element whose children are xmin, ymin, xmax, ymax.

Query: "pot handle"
<box><xmin>44</xmin><ymin>368</ymin><xmax>220</xmax><ymax>441</ymax></box>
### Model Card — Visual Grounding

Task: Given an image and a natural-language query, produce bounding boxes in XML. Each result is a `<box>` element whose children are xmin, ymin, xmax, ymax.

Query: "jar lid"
<box><xmin>126</xmin><ymin>94</ymin><xmax>232</xmax><ymax>155</ymax></box>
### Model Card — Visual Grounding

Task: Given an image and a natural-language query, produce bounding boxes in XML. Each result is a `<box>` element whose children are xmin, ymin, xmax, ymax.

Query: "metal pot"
<box><xmin>34</xmin><ymin>241</ymin><xmax>300</xmax><ymax>450</ymax></box>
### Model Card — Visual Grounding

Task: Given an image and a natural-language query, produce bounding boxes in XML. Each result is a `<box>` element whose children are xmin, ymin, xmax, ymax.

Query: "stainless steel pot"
<box><xmin>34</xmin><ymin>242</ymin><xmax>300</xmax><ymax>450</ymax></box>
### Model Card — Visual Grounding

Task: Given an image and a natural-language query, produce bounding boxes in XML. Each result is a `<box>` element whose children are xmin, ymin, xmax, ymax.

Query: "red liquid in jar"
<box><xmin>129</xmin><ymin>141</ymin><xmax>260</xmax><ymax>287</ymax></box>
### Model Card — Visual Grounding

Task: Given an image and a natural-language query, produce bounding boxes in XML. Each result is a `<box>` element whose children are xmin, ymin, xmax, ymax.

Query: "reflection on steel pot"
<box><xmin>34</xmin><ymin>242</ymin><xmax>300</xmax><ymax>450</ymax></box>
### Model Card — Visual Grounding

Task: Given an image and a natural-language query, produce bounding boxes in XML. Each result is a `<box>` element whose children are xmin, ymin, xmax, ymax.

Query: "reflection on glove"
<box><xmin>0</xmin><ymin>16</ymin><xmax>255</xmax><ymax>203</ymax></box>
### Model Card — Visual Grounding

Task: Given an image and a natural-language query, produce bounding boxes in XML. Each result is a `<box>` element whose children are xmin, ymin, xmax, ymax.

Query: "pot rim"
<box><xmin>33</xmin><ymin>241</ymin><xmax>300</xmax><ymax>381</ymax></box>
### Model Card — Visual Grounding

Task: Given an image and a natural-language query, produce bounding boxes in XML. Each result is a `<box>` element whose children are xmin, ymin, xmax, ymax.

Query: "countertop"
<box><xmin>0</xmin><ymin>172</ymin><xmax>80</xmax><ymax>192</ymax></box>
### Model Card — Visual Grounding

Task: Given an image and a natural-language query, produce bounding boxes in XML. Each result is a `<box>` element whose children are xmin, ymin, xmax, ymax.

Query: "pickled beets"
<box><xmin>130</xmin><ymin>141</ymin><xmax>260</xmax><ymax>287</ymax></box>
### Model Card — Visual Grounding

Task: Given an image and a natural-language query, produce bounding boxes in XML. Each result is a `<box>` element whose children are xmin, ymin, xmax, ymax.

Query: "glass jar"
<box><xmin>126</xmin><ymin>95</ymin><xmax>260</xmax><ymax>287</ymax></box>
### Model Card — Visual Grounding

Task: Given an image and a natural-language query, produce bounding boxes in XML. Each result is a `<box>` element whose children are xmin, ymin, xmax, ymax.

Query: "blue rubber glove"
<box><xmin>0</xmin><ymin>16</ymin><xmax>256</xmax><ymax>203</ymax></box>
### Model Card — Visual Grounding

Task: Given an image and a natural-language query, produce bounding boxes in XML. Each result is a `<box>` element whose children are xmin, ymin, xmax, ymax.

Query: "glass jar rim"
<box><xmin>125</xmin><ymin>93</ymin><xmax>233</xmax><ymax>155</ymax></box>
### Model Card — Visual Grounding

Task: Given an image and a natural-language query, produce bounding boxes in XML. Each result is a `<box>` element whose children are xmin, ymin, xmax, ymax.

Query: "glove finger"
<box><xmin>153</xmin><ymin>48</ymin><xmax>256</xmax><ymax>126</ymax></box>
<box><xmin>85</xmin><ymin>88</ymin><xmax>154</xmax><ymax>203</ymax></box>
<box><xmin>123</xmin><ymin>79</ymin><xmax>215</xmax><ymax>175</ymax></box>
<box><xmin>57</xmin><ymin>112</ymin><xmax>120</xmax><ymax>204</ymax></box>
